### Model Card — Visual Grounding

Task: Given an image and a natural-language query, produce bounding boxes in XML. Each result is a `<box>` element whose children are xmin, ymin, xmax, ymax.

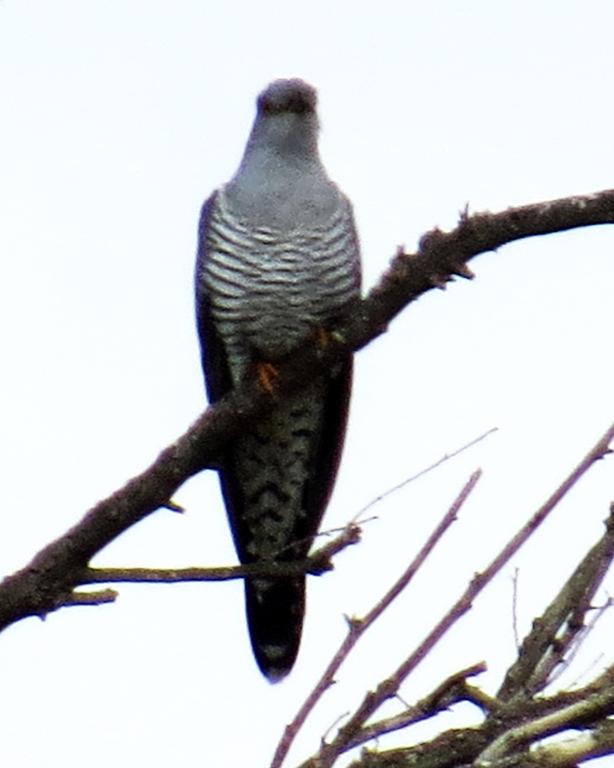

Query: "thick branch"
<box><xmin>0</xmin><ymin>189</ymin><xmax>613</xmax><ymax>631</ymax></box>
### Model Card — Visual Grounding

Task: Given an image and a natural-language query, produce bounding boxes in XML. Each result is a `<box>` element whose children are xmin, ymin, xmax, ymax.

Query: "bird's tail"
<box><xmin>244</xmin><ymin>576</ymin><xmax>305</xmax><ymax>682</ymax></box>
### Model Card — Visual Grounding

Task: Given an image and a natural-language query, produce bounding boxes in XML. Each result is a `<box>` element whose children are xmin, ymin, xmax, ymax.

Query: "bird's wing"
<box><xmin>299</xmin><ymin>357</ymin><xmax>353</xmax><ymax>544</ymax></box>
<box><xmin>300</xmin><ymin>201</ymin><xmax>361</xmax><ymax>540</ymax></box>
<box><xmin>195</xmin><ymin>191</ymin><xmax>233</xmax><ymax>402</ymax></box>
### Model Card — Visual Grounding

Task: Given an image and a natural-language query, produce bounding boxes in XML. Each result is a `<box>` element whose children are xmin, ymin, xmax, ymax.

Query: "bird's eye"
<box><xmin>259</xmin><ymin>95</ymin><xmax>313</xmax><ymax>115</ymax></box>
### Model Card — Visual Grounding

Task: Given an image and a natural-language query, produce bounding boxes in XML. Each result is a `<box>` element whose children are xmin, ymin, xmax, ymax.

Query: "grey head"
<box><xmin>248</xmin><ymin>78</ymin><xmax>319</xmax><ymax>160</ymax></box>
<box><xmin>224</xmin><ymin>78</ymin><xmax>340</xmax><ymax>229</ymax></box>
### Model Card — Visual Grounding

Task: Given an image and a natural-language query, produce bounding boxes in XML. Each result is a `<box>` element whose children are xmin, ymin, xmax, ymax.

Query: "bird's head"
<box><xmin>256</xmin><ymin>78</ymin><xmax>317</xmax><ymax>116</ymax></box>
<box><xmin>246</xmin><ymin>78</ymin><xmax>320</xmax><ymax>160</ymax></box>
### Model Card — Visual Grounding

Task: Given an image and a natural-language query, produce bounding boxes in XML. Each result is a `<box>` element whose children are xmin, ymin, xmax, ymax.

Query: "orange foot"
<box><xmin>255</xmin><ymin>361</ymin><xmax>280</xmax><ymax>394</ymax></box>
<box><xmin>312</xmin><ymin>326</ymin><xmax>331</xmax><ymax>349</ymax></box>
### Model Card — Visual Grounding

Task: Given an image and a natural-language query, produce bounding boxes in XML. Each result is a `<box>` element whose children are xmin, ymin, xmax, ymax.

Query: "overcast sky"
<box><xmin>1</xmin><ymin>2</ymin><xmax>614</xmax><ymax>767</ymax></box>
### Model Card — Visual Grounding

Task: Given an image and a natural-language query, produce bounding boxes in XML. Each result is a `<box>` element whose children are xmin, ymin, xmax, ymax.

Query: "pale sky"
<box><xmin>1</xmin><ymin>2</ymin><xmax>614</xmax><ymax>767</ymax></box>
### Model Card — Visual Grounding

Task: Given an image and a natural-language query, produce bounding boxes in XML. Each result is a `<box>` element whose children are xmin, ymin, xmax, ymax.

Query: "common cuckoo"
<box><xmin>195</xmin><ymin>79</ymin><xmax>361</xmax><ymax>680</ymax></box>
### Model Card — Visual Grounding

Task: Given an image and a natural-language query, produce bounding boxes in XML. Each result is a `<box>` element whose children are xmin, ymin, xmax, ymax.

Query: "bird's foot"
<box><xmin>255</xmin><ymin>361</ymin><xmax>280</xmax><ymax>394</ymax></box>
<box><xmin>312</xmin><ymin>325</ymin><xmax>331</xmax><ymax>349</ymax></box>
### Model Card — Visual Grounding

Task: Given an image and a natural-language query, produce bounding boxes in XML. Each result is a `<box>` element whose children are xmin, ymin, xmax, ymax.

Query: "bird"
<box><xmin>194</xmin><ymin>78</ymin><xmax>361</xmax><ymax>681</ymax></box>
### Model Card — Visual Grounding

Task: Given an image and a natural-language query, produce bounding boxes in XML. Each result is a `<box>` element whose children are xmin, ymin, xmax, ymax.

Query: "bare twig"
<box><xmin>344</xmin><ymin>662</ymin><xmax>488</xmax><ymax>750</ymax></box>
<box><xmin>271</xmin><ymin>470</ymin><xmax>481</xmax><ymax>768</ymax></box>
<box><xmin>161</xmin><ymin>500</ymin><xmax>185</xmax><ymax>513</ymax></box>
<box><xmin>82</xmin><ymin>524</ymin><xmax>361</xmax><ymax>585</ymax></box>
<box><xmin>306</xmin><ymin>424</ymin><xmax>614</xmax><ymax>768</ymax></box>
<box><xmin>354</xmin><ymin>427</ymin><xmax>497</xmax><ymax>519</ymax></box>
<box><xmin>498</xmin><ymin>496</ymin><xmax>614</xmax><ymax>703</ymax></box>
<box><xmin>85</xmin><ymin>564</ymin><xmax>314</xmax><ymax>584</ymax></box>
<box><xmin>61</xmin><ymin>589</ymin><xmax>119</xmax><ymax>607</ymax></box>
<box><xmin>560</xmin><ymin>596</ymin><xmax>613</xmax><ymax>690</ymax></box>
<box><xmin>511</xmin><ymin>568</ymin><xmax>521</xmax><ymax>650</ymax></box>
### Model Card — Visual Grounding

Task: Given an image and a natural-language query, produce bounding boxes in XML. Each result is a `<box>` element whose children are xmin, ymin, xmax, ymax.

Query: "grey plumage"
<box><xmin>195</xmin><ymin>79</ymin><xmax>361</xmax><ymax>680</ymax></box>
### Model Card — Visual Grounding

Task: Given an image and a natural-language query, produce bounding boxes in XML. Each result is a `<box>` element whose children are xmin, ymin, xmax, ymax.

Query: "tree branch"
<box><xmin>301</xmin><ymin>423</ymin><xmax>614</xmax><ymax>768</ymax></box>
<box><xmin>344</xmin><ymin>662</ymin><xmax>488</xmax><ymax>751</ymax></box>
<box><xmin>0</xmin><ymin>188</ymin><xmax>613</xmax><ymax>632</ymax></box>
<box><xmin>82</xmin><ymin>524</ymin><xmax>361</xmax><ymax>584</ymax></box>
<box><xmin>497</xmin><ymin>504</ymin><xmax>614</xmax><ymax>703</ymax></box>
<box><xmin>476</xmin><ymin>683</ymin><xmax>614</xmax><ymax>767</ymax></box>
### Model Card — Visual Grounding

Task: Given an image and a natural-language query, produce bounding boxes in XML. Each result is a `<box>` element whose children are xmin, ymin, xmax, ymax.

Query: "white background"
<box><xmin>1</xmin><ymin>2</ymin><xmax>614</xmax><ymax>766</ymax></box>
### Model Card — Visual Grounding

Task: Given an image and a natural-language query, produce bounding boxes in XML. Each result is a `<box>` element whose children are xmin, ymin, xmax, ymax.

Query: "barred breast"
<box><xmin>202</xmin><ymin>186</ymin><xmax>360</xmax><ymax>375</ymax></box>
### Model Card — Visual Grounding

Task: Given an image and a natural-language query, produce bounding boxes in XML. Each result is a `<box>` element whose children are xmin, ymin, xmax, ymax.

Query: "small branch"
<box><xmin>354</xmin><ymin>427</ymin><xmax>497</xmax><ymax>519</ymax></box>
<box><xmin>498</xmin><ymin>503</ymin><xmax>614</xmax><ymax>702</ymax></box>
<box><xmin>463</xmin><ymin>683</ymin><xmax>500</xmax><ymax>713</ymax></box>
<box><xmin>161</xmin><ymin>500</ymin><xmax>185</xmax><ymax>513</ymax></box>
<box><xmin>85</xmin><ymin>565</ymin><xmax>308</xmax><ymax>583</ymax></box>
<box><xmin>83</xmin><ymin>524</ymin><xmax>361</xmax><ymax>583</ymax></box>
<box><xmin>512</xmin><ymin>721</ymin><xmax>614</xmax><ymax>768</ymax></box>
<box><xmin>559</xmin><ymin>596</ymin><xmax>613</xmax><ymax>688</ymax></box>
<box><xmin>475</xmin><ymin>685</ymin><xmax>614</xmax><ymax>767</ymax></box>
<box><xmin>61</xmin><ymin>589</ymin><xmax>119</xmax><ymax>607</ymax></box>
<box><xmin>358</xmin><ymin>471</ymin><xmax>480</xmax><ymax>631</ymax></box>
<box><xmin>511</xmin><ymin>568</ymin><xmax>521</xmax><ymax>649</ymax></box>
<box><xmin>477</xmin><ymin>421</ymin><xmax>614</xmax><ymax>610</ymax></box>
<box><xmin>272</xmin><ymin>470</ymin><xmax>481</xmax><ymax>768</ymax></box>
<box><xmin>306</xmin><ymin>523</ymin><xmax>363</xmax><ymax>572</ymax></box>
<box><xmin>344</xmin><ymin>662</ymin><xmax>488</xmax><ymax>750</ymax></box>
